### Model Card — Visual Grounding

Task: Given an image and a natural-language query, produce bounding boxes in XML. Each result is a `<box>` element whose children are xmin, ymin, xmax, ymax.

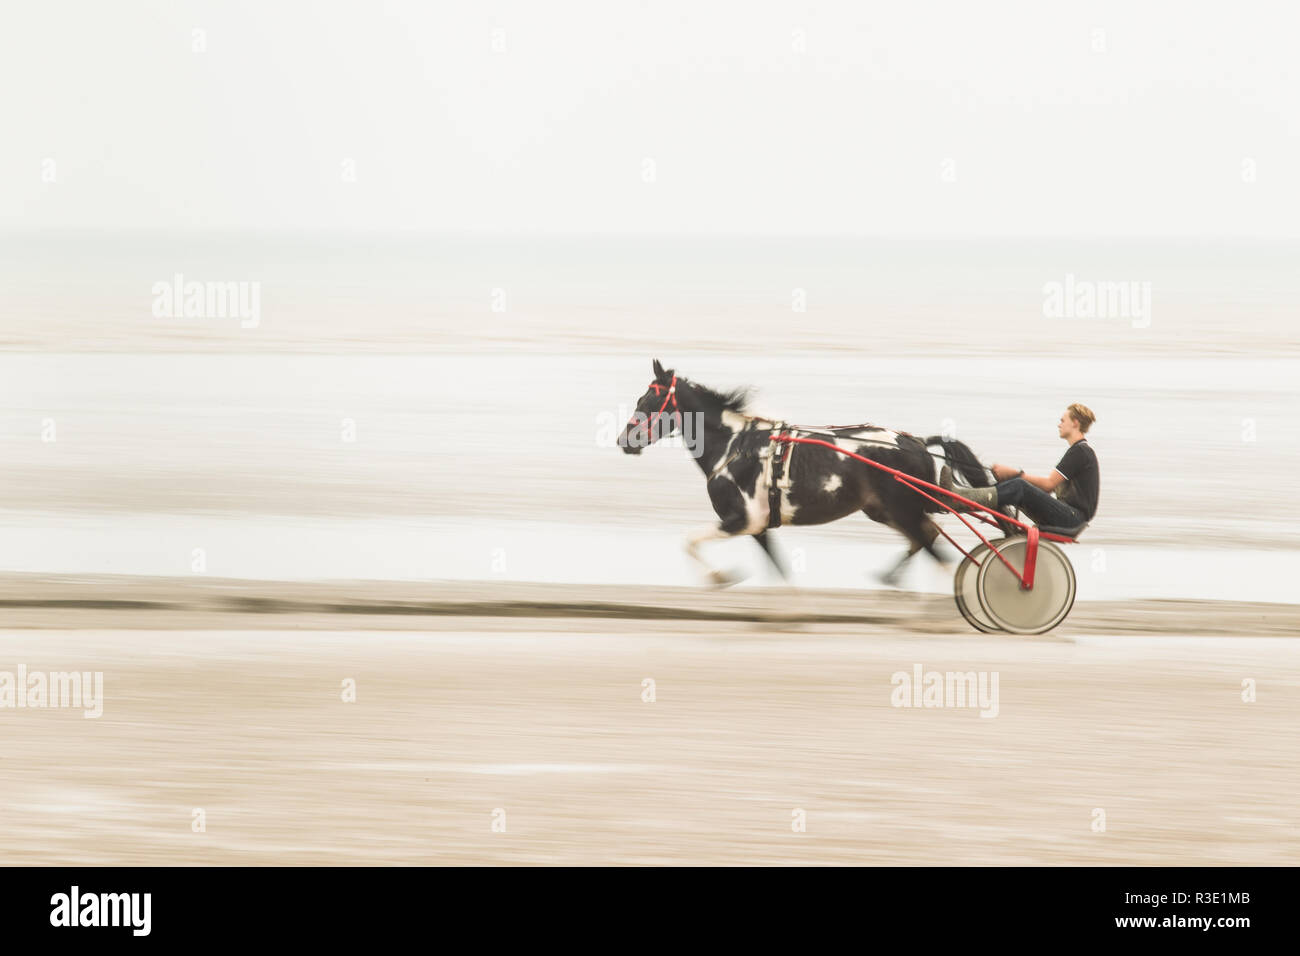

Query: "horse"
<box><xmin>617</xmin><ymin>359</ymin><xmax>993</xmax><ymax>587</ymax></box>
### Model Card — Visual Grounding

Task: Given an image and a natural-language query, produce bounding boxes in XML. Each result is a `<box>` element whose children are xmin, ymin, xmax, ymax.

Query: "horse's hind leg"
<box><xmin>870</xmin><ymin>510</ymin><xmax>947</xmax><ymax>587</ymax></box>
<box><xmin>917</xmin><ymin>516</ymin><xmax>951</xmax><ymax>565</ymax></box>
<box><xmin>862</xmin><ymin>504</ymin><xmax>915</xmax><ymax>586</ymax></box>
<box><xmin>877</xmin><ymin>540</ymin><xmax>921</xmax><ymax>587</ymax></box>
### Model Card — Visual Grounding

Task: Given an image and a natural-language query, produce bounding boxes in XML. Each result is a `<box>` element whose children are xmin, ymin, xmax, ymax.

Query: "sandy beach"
<box><xmin>0</xmin><ymin>576</ymin><xmax>1295</xmax><ymax>866</ymax></box>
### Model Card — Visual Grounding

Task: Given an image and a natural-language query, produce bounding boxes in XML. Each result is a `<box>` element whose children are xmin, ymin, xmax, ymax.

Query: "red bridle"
<box><xmin>628</xmin><ymin>375</ymin><xmax>680</xmax><ymax>447</ymax></box>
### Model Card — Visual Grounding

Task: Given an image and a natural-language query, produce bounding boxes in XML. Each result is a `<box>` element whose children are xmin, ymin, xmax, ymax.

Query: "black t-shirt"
<box><xmin>1054</xmin><ymin>440</ymin><xmax>1100</xmax><ymax>521</ymax></box>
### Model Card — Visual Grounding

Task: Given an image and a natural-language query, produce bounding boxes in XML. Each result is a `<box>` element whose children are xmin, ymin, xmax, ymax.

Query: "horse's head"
<box><xmin>618</xmin><ymin>359</ymin><xmax>682</xmax><ymax>455</ymax></box>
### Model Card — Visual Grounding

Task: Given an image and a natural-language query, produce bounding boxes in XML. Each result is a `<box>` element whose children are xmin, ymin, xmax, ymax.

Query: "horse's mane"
<box><xmin>685</xmin><ymin>379</ymin><xmax>753</xmax><ymax>414</ymax></box>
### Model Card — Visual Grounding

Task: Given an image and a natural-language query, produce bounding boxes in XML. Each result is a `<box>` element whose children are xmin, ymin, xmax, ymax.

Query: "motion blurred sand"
<box><xmin>0</xmin><ymin>577</ymin><xmax>1296</xmax><ymax>866</ymax></box>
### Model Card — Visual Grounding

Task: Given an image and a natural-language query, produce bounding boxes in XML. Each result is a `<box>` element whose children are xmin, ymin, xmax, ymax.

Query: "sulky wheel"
<box><xmin>953</xmin><ymin>541</ymin><xmax>1004</xmax><ymax>633</ymax></box>
<box><xmin>975</xmin><ymin>535</ymin><xmax>1077</xmax><ymax>635</ymax></box>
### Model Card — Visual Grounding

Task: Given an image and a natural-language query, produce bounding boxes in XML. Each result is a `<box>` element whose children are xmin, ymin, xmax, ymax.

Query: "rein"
<box><xmin>630</xmin><ymin>381</ymin><xmax>982</xmax><ymax>479</ymax></box>
<box><xmin>710</xmin><ymin>417</ymin><xmax>977</xmax><ymax>482</ymax></box>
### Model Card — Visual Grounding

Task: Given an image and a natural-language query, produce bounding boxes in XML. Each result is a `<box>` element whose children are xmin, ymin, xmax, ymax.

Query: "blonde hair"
<box><xmin>1066</xmin><ymin>403</ymin><xmax>1096</xmax><ymax>434</ymax></box>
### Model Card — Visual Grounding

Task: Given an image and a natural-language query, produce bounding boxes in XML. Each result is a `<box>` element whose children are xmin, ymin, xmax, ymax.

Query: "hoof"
<box><xmin>707</xmin><ymin>568</ymin><xmax>741</xmax><ymax>589</ymax></box>
<box><xmin>876</xmin><ymin>569</ymin><xmax>903</xmax><ymax>588</ymax></box>
<box><xmin>931</xmin><ymin>543</ymin><xmax>959</xmax><ymax>567</ymax></box>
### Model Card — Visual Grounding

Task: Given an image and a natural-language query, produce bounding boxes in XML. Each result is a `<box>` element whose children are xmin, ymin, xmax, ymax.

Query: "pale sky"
<box><xmin>4</xmin><ymin>0</ymin><xmax>1298</xmax><ymax>236</ymax></box>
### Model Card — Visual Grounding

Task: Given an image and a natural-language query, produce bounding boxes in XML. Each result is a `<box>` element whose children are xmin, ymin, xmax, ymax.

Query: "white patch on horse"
<box><xmin>710</xmin><ymin>429</ymin><xmax>744</xmax><ymax>478</ymax></box>
<box><xmin>745</xmin><ymin>490</ymin><xmax>771</xmax><ymax>532</ymax></box>
<box><xmin>846</xmin><ymin>429</ymin><xmax>900</xmax><ymax>450</ymax></box>
<box><xmin>832</xmin><ymin>438</ymin><xmax>863</xmax><ymax>460</ymax></box>
<box><xmin>721</xmin><ymin>410</ymin><xmax>753</xmax><ymax>432</ymax></box>
<box><xmin>822</xmin><ymin>474</ymin><xmax>842</xmax><ymax>493</ymax></box>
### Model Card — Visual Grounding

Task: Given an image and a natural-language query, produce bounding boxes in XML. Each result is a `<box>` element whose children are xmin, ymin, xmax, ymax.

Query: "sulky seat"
<box><xmin>1036</xmin><ymin>520</ymin><xmax>1088</xmax><ymax>541</ymax></box>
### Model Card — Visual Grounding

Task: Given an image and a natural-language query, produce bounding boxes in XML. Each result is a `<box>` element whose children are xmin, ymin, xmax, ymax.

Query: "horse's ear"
<box><xmin>652</xmin><ymin>358</ymin><xmax>667</xmax><ymax>381</ymax></box>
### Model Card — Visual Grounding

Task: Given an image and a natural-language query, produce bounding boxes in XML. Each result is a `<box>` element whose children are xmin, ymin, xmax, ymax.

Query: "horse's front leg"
<box><xmin>752</xmin><ymin>530</ymin><xmax>788</xmax><ymax>580</ymax></box>
<box><xmin>686</xmin><ymin>477</ymin><xmax>766</xmax><ymax>587</ymax></box>
<box><xmin>686</xmin><ymin>523</ymin><xmax>745</xmax><ymax>587</ymax></box>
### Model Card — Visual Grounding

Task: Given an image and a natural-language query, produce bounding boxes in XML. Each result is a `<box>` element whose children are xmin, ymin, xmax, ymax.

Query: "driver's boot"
<box><xmin>939</xmin><ymin>465</ymin><xmax>998</xmax><ymax>512</ymax></box>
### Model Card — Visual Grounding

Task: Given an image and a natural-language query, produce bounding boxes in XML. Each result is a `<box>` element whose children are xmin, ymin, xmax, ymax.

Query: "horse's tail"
<box><xmin>923</xmin><ymin>436</ymin><xmax>993</xmax><ymax>489</ymax></box>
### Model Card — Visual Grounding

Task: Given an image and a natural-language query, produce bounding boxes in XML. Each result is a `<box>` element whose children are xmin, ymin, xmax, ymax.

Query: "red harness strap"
<box><xmin>630</xmin><ymin>376</ymin><xmax>680</xmax><ymax>445</ymax></box>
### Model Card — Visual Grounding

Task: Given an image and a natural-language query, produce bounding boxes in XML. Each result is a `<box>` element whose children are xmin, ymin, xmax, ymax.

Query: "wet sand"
<box><xmin>0</xmin><ymin>576</ymin><xmax>1295</xmax><ymax>865</ymax></box>
<box><xmin>2</xmin><ymin>573</ymin><xmax>1300</xmax><ymax>635</ymax></box>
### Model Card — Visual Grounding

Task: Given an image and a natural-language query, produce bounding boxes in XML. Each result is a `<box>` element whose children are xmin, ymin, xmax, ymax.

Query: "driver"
<box><xmin>941</xmin><ymin>403</ymin><xmax>1099</xmax><ymax>531</ymax></box>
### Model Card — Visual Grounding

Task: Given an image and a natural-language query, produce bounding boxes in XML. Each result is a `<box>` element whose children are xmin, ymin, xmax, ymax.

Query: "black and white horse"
<box><xmin>618</xmin><ymin>359</ymin><xmax>991</xmax><ymax>586</ymax></box>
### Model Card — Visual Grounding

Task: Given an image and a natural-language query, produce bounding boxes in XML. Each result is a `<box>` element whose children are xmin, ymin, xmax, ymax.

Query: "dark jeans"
<box><xmin>995</xmin><ymin>478</ymin><xmax>1085</xmax><ymax>530</ymax></box>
